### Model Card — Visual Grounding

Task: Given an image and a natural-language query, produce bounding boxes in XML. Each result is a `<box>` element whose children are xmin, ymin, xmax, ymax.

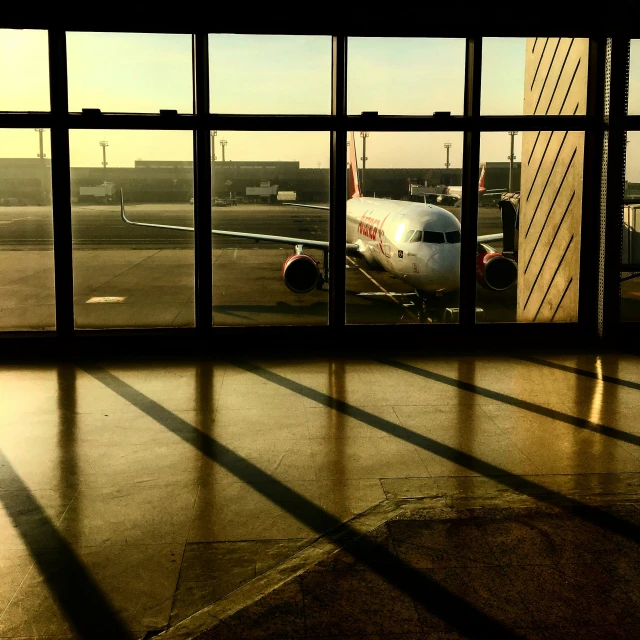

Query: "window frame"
<box><xmin>0</xmin><ymin>27</ymin><xmax>634</xmax><ymax>348</ymax></box>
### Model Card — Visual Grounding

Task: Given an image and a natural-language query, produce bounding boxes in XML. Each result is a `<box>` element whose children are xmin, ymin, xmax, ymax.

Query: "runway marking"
<box><xmin>357</xmin><ymin>291</ymin><xmax>418</xmax><ymax>297</ymax></box>
<box><xmin>347</xmin><ymin>256</ymin><xmax>419</xmax><ymax>320</ymax></box>
<box><xmin>86</xmin><ymin>296</ymin><xmax>127</xmax><ymax>303</ymax></box>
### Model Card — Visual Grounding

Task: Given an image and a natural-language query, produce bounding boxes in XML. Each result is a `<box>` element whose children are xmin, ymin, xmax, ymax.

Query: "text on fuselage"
<box><xmin>358</xmin><ymin>213</ymin><xmax>382</xmax><ymax>240</ymax></box>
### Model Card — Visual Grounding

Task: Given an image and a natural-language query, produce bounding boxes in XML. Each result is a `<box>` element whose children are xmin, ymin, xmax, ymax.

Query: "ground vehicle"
<box><xmin>188</xmin><ymin>196</ymin><xmax>233</xmax><ymax>206</ymax></box>
<box><xmin>79</xmin><ymin>182</ymin><xmax>115</xmax><ymax>203</ymax></box>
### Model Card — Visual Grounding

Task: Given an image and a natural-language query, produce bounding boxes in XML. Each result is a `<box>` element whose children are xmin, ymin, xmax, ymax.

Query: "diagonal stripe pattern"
<box><xmin>518</xmin><ymin>37</ymin><xmax>588</xmax><ymax>322</ymax></box>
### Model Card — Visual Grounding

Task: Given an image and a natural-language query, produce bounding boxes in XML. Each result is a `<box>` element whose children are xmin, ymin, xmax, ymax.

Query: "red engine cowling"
<box><xmin>476</xmin><ymin>251</ymin><xmax>518</xmax><ymax>291</ymax></box>
<box><xmin>282</xmin><ymin>253</ymin><xmax>320</xmax><ymax>294</ymax></box>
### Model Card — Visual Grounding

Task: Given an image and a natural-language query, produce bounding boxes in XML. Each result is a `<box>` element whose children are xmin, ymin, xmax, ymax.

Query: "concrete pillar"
<box><xmin>517</xmin><ymin>38</ymin><xmax>588</xmax><ymax>322</ymax></box>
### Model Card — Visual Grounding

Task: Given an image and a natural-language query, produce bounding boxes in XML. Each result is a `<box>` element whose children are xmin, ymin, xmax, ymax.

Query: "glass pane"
<box><xmin>211</xmin><ymin>131</ymin><xmax>329</xmax><ymax>326</ymax></box>
<box><xmin>475</xmin><ymin>132</ymin><xmax>521</xmax><ymax>322</ymax></box>
<box><xmin>629</xmin><ymin>40</ymin><xmax>640</xmax><ymax>115</ymax></box>
<box><xmin>622</xmin><ymin>131</ymin><xmax>640</xmax><ymax>321</ymax></box>
<box><xmin>209</xmin><ymin>35</ymin><xmax>331</xmax><ymax>114</ymax></box>
<box><xmin>482</xmin><ymin>37</ymin><xmax>588</xmax><ymax>115</ymax></box>
<box><xmin>347</xmin><ymin>38</ymin><xmax>465</xmax><ymax>115</ymax></box>
<box><xmin>476</xmin><ymin>131</ymin><xmax>584</xmax><ymax>323</ymax></box>
<box><xmin>0</xmin><ymin>129</ymin><xmax>55</xmax><ymax>330</ymax></box>
<box><xmin>345</xmin><ymin>131</ymin><xmax>463</xmax><ymax>325</ymax></box>
<box><xmin>70</xmin><ymin>130</ymin><xmax>194</xmax><ymax>328</ymax></box>
<box><xmin>67</xmin><ymin>32</ymin><xmax>193</xmax><ymax>113</ymax></box>
<box><xmin>482</xmin><ymin>38</ymin><xmax>526</xmax><ymax>115</ymax></box>
<box><xmin>0</xmin><ymin>30</ymin><xmax>50</xmax><ymax>111</ymax></box>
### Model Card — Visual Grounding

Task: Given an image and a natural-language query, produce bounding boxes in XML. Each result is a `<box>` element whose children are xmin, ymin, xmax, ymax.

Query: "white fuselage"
<box><xmin>346</xmin><ymin>197</ymin><xmax>461</xmax><ymax>294</ymax></box>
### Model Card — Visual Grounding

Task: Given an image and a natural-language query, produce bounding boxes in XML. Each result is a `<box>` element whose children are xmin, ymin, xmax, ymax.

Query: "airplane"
<box><xmin>439</xmin><ymin>164</ymin><xmax>508</xmax><ymax>207</ymax></box>
<box><xmin>120</xmin><ymin>132</ymin><xmax>517</xmax><ymax>321</ymax></box>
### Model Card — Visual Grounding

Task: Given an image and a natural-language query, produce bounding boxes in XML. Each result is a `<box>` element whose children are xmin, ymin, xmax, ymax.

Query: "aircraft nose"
<box><xmin>426</xmin><ymin>245</ymin><xmax>460</xmax><ymax>290</ymax></box>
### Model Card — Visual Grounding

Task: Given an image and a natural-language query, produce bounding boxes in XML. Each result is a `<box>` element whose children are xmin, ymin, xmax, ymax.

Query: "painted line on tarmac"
<box><xmin>347</xmin><ymin>257</ymin><xmax>419</xmax><ymax>320</ymax></box>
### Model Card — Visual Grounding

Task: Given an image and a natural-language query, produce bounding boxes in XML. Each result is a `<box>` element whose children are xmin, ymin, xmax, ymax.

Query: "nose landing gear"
<box><xmin>416</xmin><ymin>291</ymin><xmax>483</xmax><ymax>324</ymax></box>
<box><xmin>416</xmin><ymin>292</ymin><xmax>449</xmax><ymax>323</ymax></box>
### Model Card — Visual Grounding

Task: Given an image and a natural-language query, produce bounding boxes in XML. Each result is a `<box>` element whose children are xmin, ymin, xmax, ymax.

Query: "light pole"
<box><xmin>220</xmin><ymin>139</ymin><xmax>227</xmax><ymax>162</ymax></box>
<box><xmin>444</xmin><ymin>142</ymin><xmax>452</xmax><ymax>169</ymax></box>
<box><xmin>508</xmin><ymin>131</ymin><xmax>518</xmax><ymax>192</ymax></box>
<box><xmin>360</xmin><ymin>131</ymin><xmax>370</xmax><ymax>195</ymax></box>
<box><xmin>34</xmin><ymin>128</ymin><xmax>45</xmax><ymax>161</ymax></box>
<box><xmin>34</xmin><ymin>129</ymin><xmax>47</xmax><ymax>204</ymax></box>
<box><xmin>99</xmin><ymin>141</ymin><xmax>109</xmax><ymax>177</ymax></box>
<box><xmin>211</xmin><ymin>130</ymin><xmax>217</xmax><ymax>162</ymax></box>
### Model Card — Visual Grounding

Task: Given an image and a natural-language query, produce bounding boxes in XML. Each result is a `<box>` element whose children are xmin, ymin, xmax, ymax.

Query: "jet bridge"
<box><xmin>623</xmin><ymin>205</ymin><xmax>640</xmax><ymax>266</ymax></box>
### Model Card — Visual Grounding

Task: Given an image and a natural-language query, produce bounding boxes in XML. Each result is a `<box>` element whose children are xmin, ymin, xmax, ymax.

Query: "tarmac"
<box><xmin>0</xmin><ymin>203</ymin><xmax>518</xmax><ymax>330</ymax></box>
<box><xmin>0</xmin><ymin>202</ymin><xmax>638</xmax><ymax>329</ymax></box>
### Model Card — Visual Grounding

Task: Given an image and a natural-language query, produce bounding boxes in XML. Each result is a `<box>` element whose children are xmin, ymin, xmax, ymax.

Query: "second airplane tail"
<box><xmin>478</xmin><ymin>163</ymin><xmax>487</xmax><ymax>193</ymax></box>
<box><xmin>349</xmin><ymin>131</ymin><xmax>363</xmax><ymax>199</ymax></box>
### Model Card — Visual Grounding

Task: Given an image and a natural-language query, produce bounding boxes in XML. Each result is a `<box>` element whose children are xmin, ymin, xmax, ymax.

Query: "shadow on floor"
<box><xmin>195</xmin><ymin>503</ymin><xmax>640</xmax><ymax>640</ymax></box>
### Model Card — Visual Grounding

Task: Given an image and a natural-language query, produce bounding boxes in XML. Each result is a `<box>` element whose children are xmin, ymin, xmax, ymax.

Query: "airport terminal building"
<box><xmin>0</xmin><ymin>157</ymin><xmax>522</xmax><ymax>205</ymax></box>
<box><xmin>2</xmin><ymin>9</ymin><xmax>640</xmax><ymax>639</ymax></box>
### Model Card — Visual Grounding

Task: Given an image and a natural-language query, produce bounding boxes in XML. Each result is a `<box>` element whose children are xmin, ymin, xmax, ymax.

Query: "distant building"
<box><xmin>0</xmin><ymin>157</ymin><xmax>515</xmax><ymax>205</ymax></box>
<box><xmin>0</xmin><ymin>158</ymin><xmax>51</xmax><ymax>205</ymax></box>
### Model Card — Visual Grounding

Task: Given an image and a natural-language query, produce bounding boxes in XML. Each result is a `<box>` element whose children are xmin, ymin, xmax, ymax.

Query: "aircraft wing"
<box><xmin>283</xmin><ymin>203</ymin><xmax>330</xmax><ymax>211</ymax></box>
<box><xmin>477</xmin><ymin>233</ymin><xmax>504</xmax><ymax>243</ymax></box>
<box><xmin>120</xmin><ymin>195</ymin><xmax>360</xmax><ymax>255</ymax></box>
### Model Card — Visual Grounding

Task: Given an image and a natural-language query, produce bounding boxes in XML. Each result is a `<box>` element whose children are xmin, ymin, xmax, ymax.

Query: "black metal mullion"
<box><xmin>342</xmin><ymin>115</ymin><xmax>592</xmax><ymax>133</ymax></box>
<box><xmin>63</xmin><ymin>114</ymin><xmax>195</xmax><ymax>130</ymax></box>
<box><xmin>62</xmin><ymin>114</ymin><xmax>333</xmax><ymax>131</ymax></box>
<box><xmin>0</xmin><ymin>114</ymin><xmax>53</xmax><ymax>128</ymax></box>
<box><xmin>0</xmin><ymin>113</ymin><xmax>594</xmax><ymax>132</ymax></box>
<box><xmin>193</xmin><ymin>33</ymin><xmax>213</xmax><ymax>335</ymax></box>
<box><xmin>578</xmin><ymin>37</ymin><xmax>606</xmax><ymax>337</ymax></box>
<box><xmin>459</xmin><ymin>37</ymin><xmax>482</xmax><ymax>329</ymax></box>
<box><xmin>601</xmin><ymin>37</ymin><xmax>629</xmax><ymax>342</ymax></box>
<box><xmin>329</xmin><ymin>35</ymin><xmax>347</xmax><ymax>331</ymax></box>
<box><xmin>48</xmin><ymin>30</ymin><xmax>74</xmax><ymax>336</ymax></box>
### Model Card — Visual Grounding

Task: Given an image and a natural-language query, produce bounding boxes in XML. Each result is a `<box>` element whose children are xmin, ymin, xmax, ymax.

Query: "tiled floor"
<box><xmin>196</xmin><ymin>505</ymin><xmax>640</xmax><ymax>639</ymax></box>
<box><xmin>0</xmin><ymin>352</ymin><xmax>640</xmax><ymax>638</ymax></box>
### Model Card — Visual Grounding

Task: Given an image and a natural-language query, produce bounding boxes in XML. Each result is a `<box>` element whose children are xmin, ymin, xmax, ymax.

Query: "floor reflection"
<box><xmin>456</xmin><ymin>359</ymin><xmax>477</xmax><ymax>496</ymax></box>
<box><xmin>56</xmin><ymin>364</ymin><xmax>79</xmax><ymax>550</ymax></box>
<box><xmin>586</xmin><ymin>356</ymin><xmax>605</xmax><ymax>424</ymax></box>
<box><xmin>327</xmin><ymin>360</ymin><xmax>346</xmax><ymax>514</ymax></box>
<box><xmin>3</xmin><ymin>354</ymin><xmax>640</xmax><ymax>638</ymax></box>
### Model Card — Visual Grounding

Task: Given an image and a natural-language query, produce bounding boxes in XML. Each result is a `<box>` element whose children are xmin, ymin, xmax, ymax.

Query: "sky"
<box><xmin>1</xmin><ymin>30</ymin><xmax>638</xmax><ymax>179</ymax></box>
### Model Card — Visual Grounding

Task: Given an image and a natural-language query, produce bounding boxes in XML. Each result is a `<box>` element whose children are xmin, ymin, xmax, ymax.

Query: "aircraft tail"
<box><xmin>349</xmin><ymin>131</ymin><xmax>362</xmax><ymax>199</ymax></box>
<box><xmin>478</xmin><ymin>163</ymin><xmax>486</xmax><ymax>193</ymax></box>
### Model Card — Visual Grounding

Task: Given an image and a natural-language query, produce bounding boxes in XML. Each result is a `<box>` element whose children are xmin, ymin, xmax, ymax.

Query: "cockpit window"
<box><xmin>410</xmin><ymin>230</ymin><xmax>423</xmax><ymax>243</ymax></box>
<box><xmin>445</xmin><ymin>230</ymin><xmax>461</xmax><ymax>244</ymax></box>
<box><xmin>423</xmin><ymin>231</ymin><xmax>445</xmax><ymax>244</ymax></box>
<box><xmin>402</xmin><ymin>230</ymin><xmax>415</xmax><ymax>242</ymax></box>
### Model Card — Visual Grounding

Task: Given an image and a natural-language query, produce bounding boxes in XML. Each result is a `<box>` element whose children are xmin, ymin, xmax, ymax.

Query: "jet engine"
<box><xmin>282</xmin><ymin>253</ymin><xmax>321</xmax><ymax>294</ymax></box>
<box><xmin>476</xmin><ymin>247</ymin><xmax>518</xmax><ymax>291</ymax></box>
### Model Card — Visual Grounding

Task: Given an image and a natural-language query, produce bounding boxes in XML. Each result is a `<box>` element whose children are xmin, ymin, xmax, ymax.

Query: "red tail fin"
<box><xmin>478</xmin><ymin>163</ymin><xmax>486</xmax><ymax>193</ymax></box>
<box><xmin>349</xmin><ymin>132</ymin><xmax>362</xmax><ymax>199</ymax></box>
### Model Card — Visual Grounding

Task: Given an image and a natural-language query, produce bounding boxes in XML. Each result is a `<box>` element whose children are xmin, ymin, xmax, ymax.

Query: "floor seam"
<box><xmin>165</xmin><ymin>482</ymin><xmax>203</xmax><ymax>629</ymax></box>
<box><xmin>0</xmin><ymin>556</ymin><xmax>37</xmax><ymax>623</ymax></box>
